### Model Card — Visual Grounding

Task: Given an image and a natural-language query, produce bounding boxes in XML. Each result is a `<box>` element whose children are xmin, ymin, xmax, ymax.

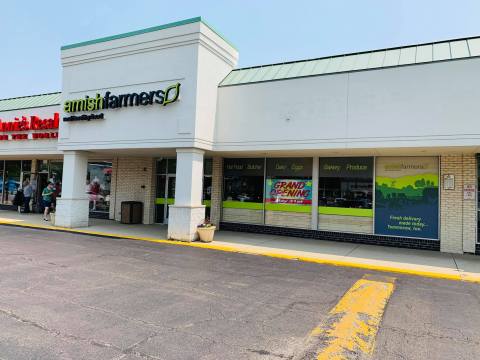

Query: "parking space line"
<box><xmin>298</xmin><ymin>274</ymin><xmax>395</xmax><ymax>360</ymax></box>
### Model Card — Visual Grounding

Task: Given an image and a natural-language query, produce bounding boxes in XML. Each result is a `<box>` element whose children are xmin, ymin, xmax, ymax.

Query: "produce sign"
<box><xmin>265</xmin><ymin>179</ymin><xmax>312</xmax><ymax>205</ymax></box>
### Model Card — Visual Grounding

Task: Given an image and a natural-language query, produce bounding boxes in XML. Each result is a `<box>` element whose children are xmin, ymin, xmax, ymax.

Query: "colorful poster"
<box><xmin>265</xmin><ymin>179</ymin><xmax>312</xmax><ymax>205</ymax></box>
<box><xmin>375</xmin><ymin>157</ymin><xmax>439</xmax><ymax>239</ymax></box>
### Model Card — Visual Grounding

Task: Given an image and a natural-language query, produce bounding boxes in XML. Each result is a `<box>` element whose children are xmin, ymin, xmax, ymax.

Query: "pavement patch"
<box><xmin>296</xmin><ymin>274</ymin><xmax>395</xmax><ymax>360</ymax></box>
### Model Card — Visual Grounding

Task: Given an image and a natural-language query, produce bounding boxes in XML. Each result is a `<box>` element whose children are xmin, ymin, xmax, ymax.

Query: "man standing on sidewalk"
<box><xmin>42</xmin><ymin>182</ymin><xmax>55</xmax><ymax>221</ymax></box>
<box><xmin>22</xmin><ymin>179</ymin><xmax>33</xmax><ymax>213</ymax></box>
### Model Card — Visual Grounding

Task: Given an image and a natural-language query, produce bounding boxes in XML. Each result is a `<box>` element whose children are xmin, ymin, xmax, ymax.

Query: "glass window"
<box><xmin>87</xmin><ymin>162</ymin><xmax>112</xmax><ymax>213</ymax></box>
<box><xmin>0</xmin><ymin>161</ymin><xmax>4</xmax><ymax>200</ymax></box>
<box><xmin>49</xmin><ymin>162</ymin><xmax>63</xmax><ymax>187</ymax></box>
<box><xmin>265</xmin><ymin>158</ymin><xmax>312</xmax><ymax>211</ymax></box>
<box><xmin>22</xmin><ymin>160</ymin><xmax>32</xmax><ymax>173</ymax></box>
<box><xmin>167</xmin><ymin>159</ymin><xmax>177</xmax><ymax>174</ymax></box>
<box><xmin>156</xmin><ymin>159</ymin><xmax>167</xmax><ymax>174</ymax></box>
<box><xmin>203</xmin><ymin>159</ymin><xmax>213</xmax><ymax>218</ymax></box>
<box><xmin>3</xmin><ymin>161</ymin><xmax>22</xmax><ymax>205</ymax></box>
<box><xmin>319</xmin><ymin>157</ymin><xmax>373</xmax><ymax>212</ymax></box>
<box><xmin>38</xmin><ymin>160</ymin><xmax>49</xmax><ymax>173</ymax></box>
<box><xmin>375</xmin><ymin>156</ymin><xmax>439</xmax><ymax>239</ymax></box>
<box><xmin>204</xmin><ymin>158</ymin><xmax>212</xmax><ymax>176</ymax></box>
<box><xmin>223</xmin><ymin>158</ymin><xmax>264</xmax><ymax>205</ymax></box>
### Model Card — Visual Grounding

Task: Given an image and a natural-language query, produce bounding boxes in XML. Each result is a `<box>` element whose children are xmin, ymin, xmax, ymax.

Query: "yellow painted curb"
<box><xmin>0</xmin><ymin>220</ymin><xmax>479</xmax><ymax>284</ymax></box>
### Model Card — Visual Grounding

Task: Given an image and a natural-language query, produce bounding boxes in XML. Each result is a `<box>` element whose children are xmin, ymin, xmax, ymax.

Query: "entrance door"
<box><xmin>165</xmin><ymin>175</ymin><xmax>176</xmax><ymax>223</ymax></box>
<box><xmin>155</xmin><ymin>175</ymin><xmax>175</xmax><ymax>224</ymax></box>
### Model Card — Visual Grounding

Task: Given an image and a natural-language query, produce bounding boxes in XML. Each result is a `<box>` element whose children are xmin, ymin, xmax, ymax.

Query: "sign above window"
<box><xmin>0</xmin><ymin>113</ymin><xmax>59</xmax><ymax>141</ymax></box>
<box><xmin>319</xmin><ymin>157</ymin><xmax>373</xmax><ymax>178</ymax></box>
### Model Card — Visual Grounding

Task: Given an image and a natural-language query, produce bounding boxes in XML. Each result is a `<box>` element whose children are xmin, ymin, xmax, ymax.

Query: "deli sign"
<box><xmin>0</xmin><ymin>113</ymin><xmax>59</xmax><ymax>141</ymax></box>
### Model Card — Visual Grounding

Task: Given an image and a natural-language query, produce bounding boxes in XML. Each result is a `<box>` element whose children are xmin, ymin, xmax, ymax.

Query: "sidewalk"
<box><xmin>0</xmin><ymin>210</ymin><xmax>479</xmax><ymax>283</ymax></box>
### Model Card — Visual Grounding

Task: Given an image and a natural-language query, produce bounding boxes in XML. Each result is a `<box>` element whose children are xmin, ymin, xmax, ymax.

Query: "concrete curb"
<box><xmin>0</xmin><ymin>219</ymin><xmax>479</xmax><ymax>284</ymax></box>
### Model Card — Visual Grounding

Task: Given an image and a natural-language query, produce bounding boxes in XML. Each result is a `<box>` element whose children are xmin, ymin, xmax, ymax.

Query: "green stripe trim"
<box><xmin>265</xmin><ymin>203</ymin><xmax>312</xmax><ymax>213</ymax></box>
<box><xmin>222</xmin><ymin>201</ymin><xmax>263</xmax><ymax>210</ymax></box>
<box><xmin>155</xmin><ymin>198</ymin><xmax>174</xmax><ymax>205</ymax></box>
<box><xmin>319</xmin><ymin>206</ymin><xmax>373</xmax><ymax>217</ymax></box>
<box><xmin>61</xmin><ymin>17</ymin><xmax>236</xmax><ymax>51</ymax></box>
<box><xmin>203</xmin><ymin>200</ymin><xmax>211</xmax><ymax>208</ymax></box>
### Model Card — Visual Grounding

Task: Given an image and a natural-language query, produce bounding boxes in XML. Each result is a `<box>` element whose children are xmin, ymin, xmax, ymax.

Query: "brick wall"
<box><xmin>210</xmin><ymin>157</ymin><xmax>222</xmax><ymax>227</ymax></box>
<box><xmin>265</xmin><ymin>211</ymin><xmax>311</xmax><ymax>229</ymax></box>
<box><xmin>110</xmin><ymin>157</ymin><xmax>155</xmax><ymax>224</ymax></box>
<box><xmin>222</xmin><ymin>208</ymin><xmax>264</xmax><ymax>224</ymax></box>
<box><xmin>440</xmin><ymin>154</ymin><xmax>477</xmax><ymax>253</ymax></box>
<box><xmin>318</xmin><ymin>214</ymin><xmax>373</xmax><ymax>234</ymax></box>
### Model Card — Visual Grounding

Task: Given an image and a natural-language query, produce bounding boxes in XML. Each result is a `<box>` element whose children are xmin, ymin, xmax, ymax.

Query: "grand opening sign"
<box><xmin>266</xmin><ymin>179</ymin><xmax>312</xmax><ymax>205</ymax></box>
<box><xmin>0</xmin><ymin>113</ymin><xmax>59</xmax><ymax>141</ymax></box>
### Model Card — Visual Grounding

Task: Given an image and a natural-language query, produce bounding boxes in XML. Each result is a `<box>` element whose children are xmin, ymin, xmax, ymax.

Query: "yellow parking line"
<box><xmin>303</xmin><ymin>275</ymin><xmax>395</xmax><ymax>360</ymax></box>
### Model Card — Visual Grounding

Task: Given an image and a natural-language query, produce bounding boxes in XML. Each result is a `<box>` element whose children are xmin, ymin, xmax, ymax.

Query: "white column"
<box><xmin>311</xmin><ymin>156</ymin><xmax>319</xmax><ymax>230</ymax></box>
<box><xmin>167</xmin><ymin>148</ymin><xmax>206</xmax><ymax>241</ymax></box>
<box><xmin>55</xmin><ymin>151</ymin><xmax>89</xmax><ymax>228</ymax></box>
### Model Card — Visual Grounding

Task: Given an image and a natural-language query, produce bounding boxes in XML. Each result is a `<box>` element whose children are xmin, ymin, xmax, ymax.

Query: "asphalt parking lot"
<box><xmin>0</xmin><ymin>226</ymin><xmax>479</xmax><ymax>359</ymax></box>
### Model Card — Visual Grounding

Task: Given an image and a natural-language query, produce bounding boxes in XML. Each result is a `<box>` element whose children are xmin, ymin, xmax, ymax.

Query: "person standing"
<box><xmin>42</xmin><ymin>182</ymin><xmax>55</xmax><ymax>221</ymax></box>
<box><xmin>22</xmin><ymin>179</ymin><xmax>33</xmax><ymax>213</ymax></box>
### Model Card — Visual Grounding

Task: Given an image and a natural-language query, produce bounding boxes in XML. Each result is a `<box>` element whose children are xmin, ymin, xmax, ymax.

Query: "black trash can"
<box><xmin>121</xmin><ymin>201</ymin><xmax>143</xmax><ymax>224</ymax></box>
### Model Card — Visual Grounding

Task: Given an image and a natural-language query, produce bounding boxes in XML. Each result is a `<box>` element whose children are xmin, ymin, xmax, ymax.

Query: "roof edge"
<box><xmin>228</xmin><ymin>34</ymin><xmax>480</xmax><ymax>73</ymax></box>
<box><xmin>0</xmin><ymin>92</ymin><xmax>61</xmax><ymax>102</ymax></box>
<box><xmin>61</xmin><ymin>17</ymin><xmax>236</xmax><ymax>51</ymax></box>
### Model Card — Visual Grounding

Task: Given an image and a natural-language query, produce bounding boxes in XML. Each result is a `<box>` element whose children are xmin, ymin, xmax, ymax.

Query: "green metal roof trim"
<box><xmin>220</xmin><ymin>36</ymin><xmax>480</xmax><ymax>87</ymax></box>
<box><xmin>61</xmin><ymin>16</ymin><xmax>236</xmax><ymax>51</ymax></box>
<box><xmin>0</xmin><ymin>92</ymin><xmax>61</xmax><ymax>112</ymax></box>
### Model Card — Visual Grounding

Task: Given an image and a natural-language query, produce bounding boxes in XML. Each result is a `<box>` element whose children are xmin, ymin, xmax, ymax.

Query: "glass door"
<box><xmin>154</xmin><ymin>175</ymin><xmax>176</xmax><ymax>224</ymax></box>
<box><xmin>155</xmin><ymin>175</ymin><xmax>166</xmax><ymax>223</ymax></box>
<box><xmin>165</xmin><ymin>175</ymin><xmax>176</xmax><ymax>223</ymax></box>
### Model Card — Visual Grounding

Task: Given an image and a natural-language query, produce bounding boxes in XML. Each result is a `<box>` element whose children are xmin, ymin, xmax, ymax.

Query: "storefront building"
<box><xmin>1</xmin><ymin>17</ymin><xmax>480</xmax><ymax>254</ymax></box>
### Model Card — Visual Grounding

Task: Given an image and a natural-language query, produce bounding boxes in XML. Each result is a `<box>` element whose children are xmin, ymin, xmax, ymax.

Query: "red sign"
<box><xmin>0</xmin><ymin>113</ymin><xmax>59</xmax><ymax>141</ymax></box>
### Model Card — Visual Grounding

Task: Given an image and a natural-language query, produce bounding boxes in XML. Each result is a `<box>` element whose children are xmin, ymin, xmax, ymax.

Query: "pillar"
<box><xmin>167</xmin><ymin>148</ymin><xmax>205</xmax><ymax>241</ymax></box>
<box><xmin>440</xmin><ymin>154</ymin><xmax>477</xmax><ymax>253</ymax></box>
<box><xmin>210</xmin><ymin>157</ymin><xmax>223</xmax><ymax>228</ymax></box>
<box><xmin>311</xmin><ymin>156</ymin><xmax>319</xmax><ymax>230</ymax></box>
<box><xmin>55</xmin><ymin>151</ymin><xmax>89</xmax><ymax>228</ymax></box>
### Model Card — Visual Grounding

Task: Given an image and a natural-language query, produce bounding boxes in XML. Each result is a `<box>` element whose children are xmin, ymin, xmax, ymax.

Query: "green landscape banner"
<box><xmin>375</xmin><ymin>157</ymin><xmax>439</xmax><ymax>239</ymax></box>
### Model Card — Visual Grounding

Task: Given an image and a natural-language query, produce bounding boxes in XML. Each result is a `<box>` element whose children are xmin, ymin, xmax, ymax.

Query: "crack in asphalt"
<box><xmin>381</xmin><ymin>324</ymin><xmax>480</xmax><ymax>345</ymax></box>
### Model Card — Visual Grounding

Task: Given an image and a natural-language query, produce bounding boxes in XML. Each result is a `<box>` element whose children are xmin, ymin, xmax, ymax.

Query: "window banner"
<box><xmin>374</xmin><ymin>157</ymin><xmax>439</xmax><ymax>239</ymax></box>
<box><xmin>265</xmin><ymin>179</ymin><xmax>312</xmax><ymax>205</ymax></box>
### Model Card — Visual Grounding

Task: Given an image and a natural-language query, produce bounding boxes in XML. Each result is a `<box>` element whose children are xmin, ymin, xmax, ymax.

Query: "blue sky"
<box><xmin>1</xmin><ymin>0</ymin><xmax>480</xmax><ymax>99</ymax></box>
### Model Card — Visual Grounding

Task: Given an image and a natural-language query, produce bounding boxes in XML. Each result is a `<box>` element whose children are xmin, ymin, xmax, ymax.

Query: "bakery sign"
<box><xmin>0</xmin><ymin>113</ymin><xmax>59</xmax><ymax>141</ymax></box>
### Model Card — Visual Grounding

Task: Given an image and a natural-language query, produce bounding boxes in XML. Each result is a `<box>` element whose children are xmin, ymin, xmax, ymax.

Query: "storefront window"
<box><xmin>0</xmin><ymin>161</ymin><xmax>3</xmax><ymax>201</ymax></box>
<box><xmin>319</xmin><ymin>157</ymin><xmax>373</xmax><ymax>214</ymax></box>
<box><xmin>265</xmin><ymin>158</ymin><xmax>312</xmax><ymax>211</ymax></box>
<box><xmin>223</xmin><ymin>158</ymin><xmax>264</xmax><ymax>205</ymax></box>
<box><xmin>203</xmin><ymin>159</ymin><xmax>212</xmax><ymax>218</ymax></box>
<box><xmin>49</xmin><ymin>162</ymin><xmax>63</xmax><ymax>186</ymax></box>
<box><xmin>222</xmin><ymin>158</ymin><xmax>264</xmax><ymax>224</ymax></box>
<box><xmin>264</xmin><ymin>158</ymin><xmax>312</xmax><ymax>229</ymax></box>
<box><xmin>3</xmin><ymin>161</ymin><xmax>22</xmax><ymax>205</ymax></box>
<box><xmin>318</xmin><ymin>157</ymin><xmax>373</xmax><ymax>233</ymax></box>
<box><xmin>375</xmin><ymin>156</ymin><xmax>439</xmax><ymax>239</ymax></box>
<box><xmin>22</xmin><ymin>160</ymin><xmax>32</xmax><ymax>173</ymax></box>
<box><xmin>87</xmin><ymin>162</ymin><xmax>112</xmax><ymax>213</ymax></box>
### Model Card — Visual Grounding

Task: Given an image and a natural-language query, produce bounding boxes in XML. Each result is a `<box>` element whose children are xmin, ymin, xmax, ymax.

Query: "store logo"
<box><xmin>63</xmin><ymin>83</ymin><xmax>181</xmax><ymax>121</ymax></box>
<box><xmin>0</xmin><ymin>113</ymin><xmax>59</xmax><ymax>141</ymax></box>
